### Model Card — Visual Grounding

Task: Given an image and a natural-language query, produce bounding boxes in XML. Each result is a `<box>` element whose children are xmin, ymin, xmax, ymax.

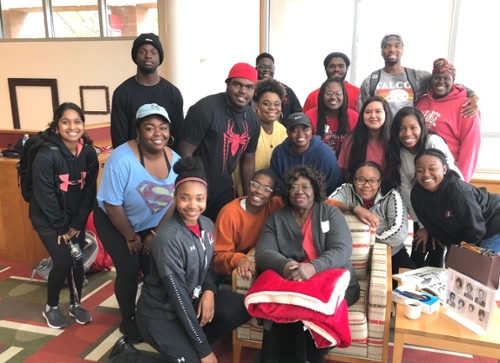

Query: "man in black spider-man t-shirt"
<box><xmin>178</xmin><ymin>63</ymin><xmax>260</xmax><ymax>222</ymax></box>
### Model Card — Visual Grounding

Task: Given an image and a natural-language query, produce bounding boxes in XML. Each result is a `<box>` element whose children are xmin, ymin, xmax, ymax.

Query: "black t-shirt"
<box><xmin>111</xmin><ymin>76</ymin><xmax>184</xmax><ymax>151</ymax></box>
<box><xmin>181</xmin><ymin>92</ymin><xmax>260</xmax><ymax>203</ymax></box>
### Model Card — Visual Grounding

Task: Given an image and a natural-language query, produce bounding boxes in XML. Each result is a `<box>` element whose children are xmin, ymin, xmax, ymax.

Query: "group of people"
<box><xmin>26</xmin><ymin>31</ymin><xmax>500</xmax><ymax>363</ymax></box>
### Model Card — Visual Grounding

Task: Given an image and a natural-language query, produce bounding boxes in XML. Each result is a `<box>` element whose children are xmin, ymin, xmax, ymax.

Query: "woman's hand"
<box><xmin>200</xmin><ymin>352</ymin><xmax>218</xmax><ymax>363</ymax></box>
<box><xmin>413</xmin><ymin>228</ymin><xmax>429</xmax><ymax>252</ymax></box>
<box><xmin>461</xmin><ymin>95</ymin><xmax>479</xmax><ymax>118</ymax></box>
<box><xmin>127</xmin><ymin>235</ymin><xmax>143</xmax><ymax>255</ymax></box>
<box><xmin>353</xmin><ymin>207</ymin><xmax>380</xmax><ymax>228</ymax></box>
<box><xmin>141</xmin><ymin>233</ymin><xmax>154</xmax><ymax>255</ymax></box>
<box><xmin>197</xmin><ymin>290</ymin><xmax>215</xmax><ymax>327</ymax></box>
<box><xmin>289</xmin><ymin>263</ymin><xmax>317</xmax><ymax>281</ymax></box>
<box><xmin>68</xmin><ymin>228</ymin><xmax>80</xmax><ymax>239</ymax></box>
<box><xmin>236</xmin><ymin>258</ymin><xmax>256</xmax><ymax>279</ymax></box>
<box><xmin>283</xmin><ymin>260</ymin><xmax>300</xmax><ymax>280</ymax></box>
<box><xmin>57</xmin><ymin>233</ymin><xmax>71</xmax><ymax>245</ymax></box>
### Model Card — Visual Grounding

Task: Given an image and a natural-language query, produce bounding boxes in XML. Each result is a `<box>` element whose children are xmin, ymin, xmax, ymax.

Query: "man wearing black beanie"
<box><xmin>111</xmin><ymin>33</ymin><xmax>184</xmax><ymax>152</ymax></box>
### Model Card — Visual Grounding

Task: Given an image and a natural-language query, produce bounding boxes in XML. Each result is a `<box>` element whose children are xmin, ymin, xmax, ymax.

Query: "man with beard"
<box><xmin>111</xmin><ymin>33</ymin><xmax>184</xmax><ymax>151</ymax></box>
<box><xmin>178</xmin><ymin>63</ymin><xmax>261</xmax><ymax>222</ymax></box>
<box><xmin>302</xmin><ymin>52</ymin><xmax>359</xmax><ymax>113</ymax></box>
<box><xmin>255</xmin><ymin>53</ymin><xmax>302</xmax><ymax>120</ymax></box>
<box><xmin>358</xmin><ymin>34</ymin><xmax>477</xmax><ymax>117</ymax></box>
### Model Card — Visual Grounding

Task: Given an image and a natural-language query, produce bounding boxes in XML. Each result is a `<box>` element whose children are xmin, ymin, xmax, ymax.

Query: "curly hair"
<box><xmin>49</xmin><ymin>102</ymin><xmax>93</xmax><ymax>145</ymax></box>
<box><xmin>173</xmin><ymin>156</ymin><xmax>207</xmax><ymax>191</ymax></box>
<box><xmin>316</xmin><ymin>77</ymin><xmax>349</xmax><ymax>140</ymax></box>
<box><xmin>253</xmin><ymin>78</ymin><xmax>286</xmax><ymax>103</ymax></box>
<box><xmin>345</xmin><ymin>96</ymin><xmax>392</xmax><ymax>181</ymax></box>
<box><xmin>280</xmin><ymin>165</ymin><xmax>326</xmax><ymax>206</ymax></box>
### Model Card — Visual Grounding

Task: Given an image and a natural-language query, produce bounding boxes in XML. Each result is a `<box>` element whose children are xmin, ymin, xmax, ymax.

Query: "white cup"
<box><xmin>404</xmin><ymin>298</ymin><xmax>422</xmax><ymax>320</ymax></box>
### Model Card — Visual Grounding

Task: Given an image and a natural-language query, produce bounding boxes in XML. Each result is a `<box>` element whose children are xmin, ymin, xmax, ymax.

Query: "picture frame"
<box><xmin>79</xmin><ymin>85</ymin><xmax>110</xmax><ymax>115</ymax></box>
<box><xmin>8</xmin><ymin>78</ymin><xmax>59</xmax><ymax>129</ymax></box>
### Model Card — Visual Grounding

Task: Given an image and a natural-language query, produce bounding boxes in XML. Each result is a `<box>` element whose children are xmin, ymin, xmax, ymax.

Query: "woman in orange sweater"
<box><xmin>213</xmin><ymin>169</ymin><xmax>283</xmax><ymax>280</ymax></box>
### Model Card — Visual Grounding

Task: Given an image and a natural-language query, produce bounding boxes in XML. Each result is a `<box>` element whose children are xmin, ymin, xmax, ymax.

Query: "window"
<box><xmin>0</xmin><ymin>0</ymin><xmax>158</xmax><ymax>38</ymax></box>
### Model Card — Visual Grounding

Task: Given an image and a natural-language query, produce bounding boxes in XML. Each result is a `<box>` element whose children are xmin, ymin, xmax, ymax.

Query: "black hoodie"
<box><xmin>29</xmin><ymin>128</ymin><xmax>98</xmax><ymax>235</ymax></box>
<box><xmin>411</xmin><ymin>171</ymin><xmax>500</xmax><ymax>246</ymax></box>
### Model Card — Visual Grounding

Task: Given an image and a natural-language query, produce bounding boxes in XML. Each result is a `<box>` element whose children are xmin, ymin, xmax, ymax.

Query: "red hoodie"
<box><xmin>416</xmin><ymin>85</ymin><xmax>481</xmax><ymax>181</ymax></box>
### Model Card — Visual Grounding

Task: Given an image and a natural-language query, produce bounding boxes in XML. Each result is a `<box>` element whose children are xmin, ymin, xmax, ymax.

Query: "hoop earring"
<box><xmin>167</xmin><ymin>135</ymin><xmax>175</xmax><ymax>147</ymax></box>
<box><xmin>255</xmin><ymin>108</ymin><xmax>261</xmax><ymax>118</ymax></box>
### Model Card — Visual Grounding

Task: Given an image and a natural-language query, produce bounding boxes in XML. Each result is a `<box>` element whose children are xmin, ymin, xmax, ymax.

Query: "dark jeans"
<box><xmin>136</xmin><ymin>289</ymin><xmax>251</xmax><ymax>362</ymax></box>
<box><xmin>391</xmin><ymin>246</ymin><xmax>417</xmax><ymax>290</ymax></box>
<box><xmin>260</xmin><ymin>321</ymin><xmax>330</xmax><ymax>363</ymax></box>
<box><xmin>37</xmin><ymin>230</ymin><xmax>85</xmax><ymax>307</ymax></box>
<box><xmin>93</xmin><ymin>202</ymin><xmax>151</xmax><ymax>320</ymax></box>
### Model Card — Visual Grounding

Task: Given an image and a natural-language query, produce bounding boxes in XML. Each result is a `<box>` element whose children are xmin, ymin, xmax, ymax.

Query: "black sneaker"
<box><xmin>119</xmin><ymin>317</ymin><xmax>143</xmax><ymax>343</ymax></box>
<box><xmin>69</xmin><ymin>304</ymin><xmax>92</xmax><ymax>324</ymax></box>
<box><xmin>107</xmin><ymin>336</ymin><xmax>139</xmax><ymax>363</ymax></box>
<box><xmin>43</xmin><ymin>305</ymin><xmax>68</xmax><ymax>329</ymax></box>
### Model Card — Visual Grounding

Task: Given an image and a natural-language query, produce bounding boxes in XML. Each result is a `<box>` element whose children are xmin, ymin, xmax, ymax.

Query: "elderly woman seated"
<box><xmin>255</xmin><ymin>165</ymin><xmax>360</xmax><ymax>363</ymax></box>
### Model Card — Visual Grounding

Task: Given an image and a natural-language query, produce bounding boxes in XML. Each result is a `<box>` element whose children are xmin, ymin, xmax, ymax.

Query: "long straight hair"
<box><xmin>316</xmin><ymin>77</ymin><xmax>349</xmax><ymax>138</ymax></box>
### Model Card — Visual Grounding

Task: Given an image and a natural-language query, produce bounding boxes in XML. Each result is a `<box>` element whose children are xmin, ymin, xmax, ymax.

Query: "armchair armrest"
<box><xmin>232</xmin><ymin>248</ymin><xmax>256</xmax><ymax>294</ymax></box>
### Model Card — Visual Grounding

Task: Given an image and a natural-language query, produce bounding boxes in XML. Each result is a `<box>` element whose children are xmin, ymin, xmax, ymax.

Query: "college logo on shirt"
<box><xmin>135</xmin><ymin>181</ymin><xmax>174</xmax><ymax>214</ymax></box>
<box><xmin>207</xmin><ymin>232</ymin><xmax>214</xmax><ymax>245</ymax></box>
<box><xmin>444</xmin><ymin>210</ymin><xmax>453</xmax><ymax>218</ymax></box>
<box><xmin>421</xmin><ymin>109</ymin><xmax>441</xmax><ymax>129</ymax></box>
<box><xmin>222</xmin><ymin>120</ymin><xmax>250</xmax><ymax>174</ymax></box>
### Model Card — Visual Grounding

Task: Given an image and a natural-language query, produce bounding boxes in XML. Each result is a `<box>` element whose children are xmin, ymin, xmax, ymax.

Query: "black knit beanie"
<box><xmin>131</xmin><ymin>33</ymin><xmax>164</xmax><ymax>65</ymax></box>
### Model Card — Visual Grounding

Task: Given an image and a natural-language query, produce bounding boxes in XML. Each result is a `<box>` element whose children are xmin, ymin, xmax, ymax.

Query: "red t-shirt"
<box><xmin>303</xmin><ymin>81</ymin><xmax>360</xmax><ymax>113</ymax></box>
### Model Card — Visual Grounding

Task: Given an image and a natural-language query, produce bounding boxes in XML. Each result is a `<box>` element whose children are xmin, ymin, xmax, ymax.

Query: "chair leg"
<box><xmin>233</xmin><ymin>343</ymin><xmax>243</xmax><ymax>363</ymax></box>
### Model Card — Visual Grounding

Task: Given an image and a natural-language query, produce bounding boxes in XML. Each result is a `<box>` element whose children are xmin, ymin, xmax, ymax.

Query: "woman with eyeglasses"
<box><xmin>305</xmin><ymin>77</ymin><xmax>358</xmax><ymax>158</ymax></box>
<box><xmin>328</xmin><ymin>161</ymin><xmax>415</xmax><ymax>277</ymax></box>
<box><xmin>233</xmin><ymin>78</ymin><xmax>287</xmax><ymax>197</ymax></box>
<box><xmin>213</xmin><ymin>169</ymin><xmax>283</xmax><ymax>280</ymax></box>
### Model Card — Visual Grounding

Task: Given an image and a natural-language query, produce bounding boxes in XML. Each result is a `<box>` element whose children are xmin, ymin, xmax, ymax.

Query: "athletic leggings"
<box><xmin>37</xmin><ymin>230</ymin><xmax>85</xmax><ymax>307</ymax></box>
<box><xmin>93</xmin><ymin>203</ymin><xmax>151</xmax><ymax>320</ymax></box>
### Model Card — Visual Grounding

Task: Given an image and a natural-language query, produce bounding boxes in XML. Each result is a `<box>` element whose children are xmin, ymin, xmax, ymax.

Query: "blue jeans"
<box><xmin>480</xmin><ymin>233</ymin><xmax>500</xmax><ymax>253</ymax></box>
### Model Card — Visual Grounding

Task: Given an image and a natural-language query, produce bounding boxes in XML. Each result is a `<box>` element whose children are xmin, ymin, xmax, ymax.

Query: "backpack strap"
<box><xmin>404</xmin><ymin>67</ymin><xmax>418</xmax><ymax>105</ymax></box>
<box><xmin>369</xmin><ymin>69</ymin><xmax>381</xmax><ymax>96</ymax></box>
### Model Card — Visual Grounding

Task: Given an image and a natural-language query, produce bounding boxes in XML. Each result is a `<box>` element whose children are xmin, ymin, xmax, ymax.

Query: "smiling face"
<box><xmin>363</xmin><ymin>100</ymin><xmax>386</xmax><ymax>131</ymax></box>
<box><xmin>325</xmin><ymin>57</ymin><xmax>347</xmax><ymax>80</ymax></box>
<box><xmin>381</xmin><ymin>40</ymin><xmax>403</xmax><ymax>66</ymax></box>
<box><xmin>137</xmin><ymin>115</ymin><xmax>170</xmax><ymax>152</ymax></box>
<box><xmin>247</xmin><ymin>173</ymin><xmax>274</xmax><ymax>210</ymax></box>
<box><xmin>56</xmin><ymin>109</ymin><xmax>85</xmax><ymax>145</ymax></box>
<box><xmin>256</xmin><ymin>57</ymin><xmax>275</xmax><ymax>80</ymax></box>
<box><xmin>431</xmin><ymin>71</ymin><xmax>454</xmax><ymax>99</ymax></box>
<box><xmin>287</xmin><ymin>124</ymin><xmax>312</xmax><ymax>154</ymax></box>
<box><xmin>415</xmin><ymin>154</ymin><xmax>448</xmax><ymax>192</ymax></box>
<box><xmin>289</xmin><ymin>176</ymin><xmax>314</xmax><ymax>211</ymax></box>
<box><xmin>135</xmin><ymin>44</ymin><xmax>160</xmax><ymax>74</ymax></box>
<box><xmin>255</xmin><ymin>91</ymin><xmax>282</xmax><ymax>125</ymax></box>
<box><xmin>398</xmin><ymin>115</ymin><xmax>421</xmax><ymax>153</ymax></box>
<box><xmin>353</xmin><ymin>166</ymin><xmax>381</xmax><ymax>202</ymax></box>
<box><xmin>174</xmin><ymin>181</ymin><xmax>207</xmax><ymax>226</ymax></box>
<box><xmin>323</xmin><ymin>81</ymin><xmax>344</xmax><ymax>113</ymax></box>
<box><xmin>226</xmin><ymin>77</ymin><xmax>255</xmax><ymax>111</ymax></box>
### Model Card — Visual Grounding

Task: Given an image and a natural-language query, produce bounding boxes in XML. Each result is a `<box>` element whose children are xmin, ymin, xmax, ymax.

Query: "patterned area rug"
<box><xmin>0</xmin><ymin>261</ymin><xmax>497</xmax><ymax>363</ymax></box>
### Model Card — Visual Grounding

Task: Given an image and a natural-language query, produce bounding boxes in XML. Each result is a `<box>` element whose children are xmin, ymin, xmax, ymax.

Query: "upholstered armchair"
<box><xmin>232</xmin><ymin>214</ymin><xmax>393</xmax><ymax>363</ymax></box>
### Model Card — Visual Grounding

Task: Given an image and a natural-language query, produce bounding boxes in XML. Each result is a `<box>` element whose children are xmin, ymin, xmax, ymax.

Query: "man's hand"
<box><xmin>236</xmin><ymin>257</ymin><xmax>256</xmax><ymax>279</ymax></box>
<box><xmin>461</xmin><ymin>95</ymin><xmax>479</xmax><ymax>118</ymax></box>
<box><xmin>353</xmin><ymin>207</ymin><xmax>380</xmax><ymax>228</ymax></box>
<box><xmin>197</xmin><ymin>290</ymin><xmax>215</xmax><ymax>327</ymax></box>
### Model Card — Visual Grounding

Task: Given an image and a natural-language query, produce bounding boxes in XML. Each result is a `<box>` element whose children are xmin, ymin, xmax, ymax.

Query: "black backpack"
<box><xmin>16</xmin><ymin>132</ymin><xmax>63</xmax><ymax>203</ymax></box>
<box><xmin>368</xmin><ymin>68</ymin><xmax>418</xmax><ymax>105</ymax></box>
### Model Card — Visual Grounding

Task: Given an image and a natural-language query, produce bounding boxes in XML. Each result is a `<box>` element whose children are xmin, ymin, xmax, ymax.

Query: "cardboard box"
<box><xmin>393</xmin><ymin>286</ymin><xmax>440</xmax><ymax>315</ymax></box>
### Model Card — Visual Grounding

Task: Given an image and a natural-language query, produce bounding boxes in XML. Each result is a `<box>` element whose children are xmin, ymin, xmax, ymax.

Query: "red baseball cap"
<box><xmin>225</xmin><ymin>62</ymin><xmax>258</xmax><ymax>84</ymax></box>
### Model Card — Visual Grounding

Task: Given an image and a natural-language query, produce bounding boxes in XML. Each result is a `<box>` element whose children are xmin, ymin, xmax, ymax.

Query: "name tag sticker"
<box><xmin>321</xmin><ymin>220</ymin><xmax>330</xmax><ymax>233</ymax></box>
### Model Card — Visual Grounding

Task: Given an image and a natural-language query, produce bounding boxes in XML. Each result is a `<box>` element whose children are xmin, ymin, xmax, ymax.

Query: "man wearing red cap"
<box><xmin>111</xmin><ymin>33</ymin><xmax>184</xmax><ymax>151</ymax></box>
<box><xmin>178</xmin><ymin>63</ymin><xmax>261</xmax><ymax>222</ymax></box>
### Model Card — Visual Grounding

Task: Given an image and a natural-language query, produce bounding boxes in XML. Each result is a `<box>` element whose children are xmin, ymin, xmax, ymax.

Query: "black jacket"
<box><xmin>29</xmin><ymin>128</ymin><xmax>98</xmax><ymax>235</ymax></box>
<box><xmin>411</xmin><ymin>171</ymin><xmax>500</xmax><ymax>246</ymax></box>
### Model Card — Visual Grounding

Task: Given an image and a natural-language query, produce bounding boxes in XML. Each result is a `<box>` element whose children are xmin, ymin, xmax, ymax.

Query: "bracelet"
<box><xmin>127</xmin><ymin>233</ymin><xmax>138</xmax><ymax>242</ymax></box>
<box><xmin>150</xmin><ymin>229</ymin><xmax>156</xmax><ymax>236</ymax></box>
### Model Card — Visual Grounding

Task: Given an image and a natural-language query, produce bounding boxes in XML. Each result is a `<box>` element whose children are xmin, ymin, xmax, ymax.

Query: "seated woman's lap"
<box><xmin>480</xmin><ymin>234</ymin><xmax>500</xmax><ymax>254</ymax></box>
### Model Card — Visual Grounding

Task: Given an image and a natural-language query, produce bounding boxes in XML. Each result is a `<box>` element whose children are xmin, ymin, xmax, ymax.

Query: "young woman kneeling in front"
<box><xmin>107</xmin><ymin>157</ymin><xmax>251</xmax><ymax>363</ymax></box>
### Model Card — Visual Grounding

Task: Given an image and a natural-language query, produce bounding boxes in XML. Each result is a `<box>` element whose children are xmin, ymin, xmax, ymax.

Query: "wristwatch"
<box><xmin>349</xmin><ymin>203</ymin><xmax>357</xmax><ymax>214</ymax></box>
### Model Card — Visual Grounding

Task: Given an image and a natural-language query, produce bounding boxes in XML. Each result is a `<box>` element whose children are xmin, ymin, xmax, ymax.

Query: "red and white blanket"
<box><xmin>244</xmin><ymin>268</ymin><xmax>351</xmax><ymax>348</ymax></box>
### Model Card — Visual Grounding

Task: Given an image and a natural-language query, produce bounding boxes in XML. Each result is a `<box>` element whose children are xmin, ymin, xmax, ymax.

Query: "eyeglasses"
<box><xmin>354</xmin><ymin>177</ymin><xmax>381</xmax><ymax>187</ymax></box>
<box><xmin>290</xmin><ymin>184</ymin><xmax>312</xmax><ymax>192</ymax></box>
<box><xmin>325</xmin><ymin>91</ymin><xmax>343</xmax><ymax>97</ymax></box>
<box><xmin>250</xmin><ymin>180</ymin><xmax>273</xmax><ymax>193</ymax></box>
<box><xmin>257</xmin><ymin>65</ymin><xmax>275</xmax><ymax>70</ymax></box>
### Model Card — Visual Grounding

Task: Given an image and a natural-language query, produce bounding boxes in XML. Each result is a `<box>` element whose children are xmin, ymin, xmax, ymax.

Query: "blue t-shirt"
<box><xmin>97</xmin><ymin>143</ymin><xmax>180</xmax><ymax>232</ymax></box>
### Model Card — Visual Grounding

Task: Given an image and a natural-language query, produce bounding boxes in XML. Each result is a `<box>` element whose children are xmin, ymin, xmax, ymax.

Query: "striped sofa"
<box><xmin>232</xmin><ymin>214</ymin><xmax>393</xmax><ymax>363</ymax></box>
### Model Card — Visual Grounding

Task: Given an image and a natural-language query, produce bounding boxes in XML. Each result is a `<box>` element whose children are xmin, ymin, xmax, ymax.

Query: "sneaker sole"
<box><xmin>69</xmin><ymin>311</ymin><xmax>92</xmax><ymax>324</ymax></box>
<box><xmin>42</xmin><ymin>311</ymin><xmax>67</xmax><ymax>329</ymax></box>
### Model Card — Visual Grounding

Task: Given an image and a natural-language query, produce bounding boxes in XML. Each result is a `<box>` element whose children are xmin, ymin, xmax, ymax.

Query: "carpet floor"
<box><xmin>0</xmin><ymin>260</ymin><xmax>497</xmax><ymax>363</ymax></box>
